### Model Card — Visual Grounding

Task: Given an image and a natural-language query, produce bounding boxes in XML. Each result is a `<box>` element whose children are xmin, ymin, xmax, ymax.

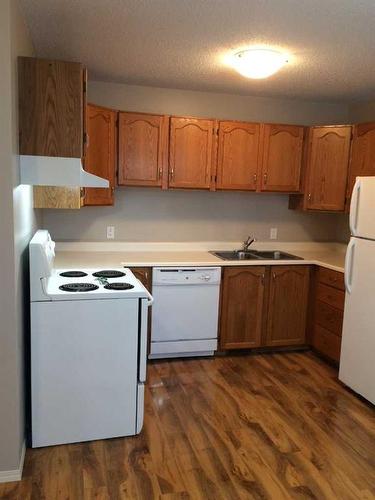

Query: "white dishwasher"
<box><xmin>150</xmin><ymin>267</ymin><xmax>221</xmax><ymax>358</ymax></box>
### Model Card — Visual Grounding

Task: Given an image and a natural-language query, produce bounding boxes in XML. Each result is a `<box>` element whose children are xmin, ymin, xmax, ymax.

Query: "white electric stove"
<box><xmin>29</xmin><ymin>230</ymin><xmax>153</xmax><ymax>448</ymax></box>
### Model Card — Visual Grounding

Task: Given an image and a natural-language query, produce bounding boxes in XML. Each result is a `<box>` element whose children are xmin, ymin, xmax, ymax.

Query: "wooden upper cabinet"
<box><xmin>216</xmin><ymin>121</ymin><xmax>260</xmax><ymax>190</ymax></box>
<box><xmin>169</xmin><ymin>117</ymin><xmax>214</xmax><ymax>189</ymax></box>
<box><xmin>265</xmin><ymin>266</ymin><xmax>310</xmax><ymax>347</ymax></box>
<box><xmin>220</xmin><ymin>267</ymin><xmax>266</xmax><ymax>349</ymax></box>
<box><xmin>260</xmin><ymin>124</ymin><xmax>304</xmax><ymax>192</ymax></box>
<box><xmin>118</xmin><ymin>112</ymin><xmax>168</xmax><ymax>187</ymax></box>
<box><xmin>19</xmin><ymin>57</ymin><xmax>86</xmax><ymax>209</ymax></box>
<box><xmin>305</xmin><ymin>126</ymin><xmax>352</xmax><ymax>211</ymax></box>
<box><xmin>19</xmin><ymin>57</ymin><xmax>85</xmax><ymax>158</ymax></box>
<box><xmin>83</xmin><ymin>104</ymin><xmax>117</xmax><ymax>206</ymax></box>
<box><xmin>347</xmin><ymin>122</ymin><xmax>375</xmax><ymax>203</ymax></box>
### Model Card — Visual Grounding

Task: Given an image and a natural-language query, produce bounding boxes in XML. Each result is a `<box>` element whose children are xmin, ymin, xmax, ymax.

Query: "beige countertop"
<box><xmin>54</xmin><ymin>242</ymin><xmax>346</xmax><ymax>273</ymax></box>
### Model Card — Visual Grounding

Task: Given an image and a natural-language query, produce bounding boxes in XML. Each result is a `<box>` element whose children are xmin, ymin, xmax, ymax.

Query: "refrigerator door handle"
<box><xmin>138</xmin><ymin>299</ymin><xmax>148</xmax><ymax>383</ymax></box>
<box><xmin>344</xmin><ymin>239</ymin><xmax>356</xmax><ymax>294</ymax></box>
<box><xmin>349</xmin><ymin>178</ymin><xmax>361</xmax><ymax>236</ymax></box>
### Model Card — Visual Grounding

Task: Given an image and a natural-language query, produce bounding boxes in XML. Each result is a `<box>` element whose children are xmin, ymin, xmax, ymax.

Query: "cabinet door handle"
<box><xmin>253</xmin><ymin>173</ymin><xmax>257</xmax><ymax>183</ymax></box>
<box><xmin>272</xmin><ymin>272</ymin><xmax>276</xmax><ymax>280</ymax></box>
<box><xmin>261</xmin><ymin>273</ymin><xmax>265</xmax><ymax>285</ymax></box>
<box><xmin>308</xmin><ymin>193</ymin><xmax>312</xmax><ymax>202</ymax></box>
<box><xmin>158</xmin><ymin>167</ymin><xmax>163</xmax><ymax>179</ymax></box>
<box><xmin>263</xmin><ymin>172</ymin><xmax>268</xmax><ymax>184</ymax></box>
<box><xmin>169</xmin><ymin>168</ymin><xmax>174</xmax><ymax>180</ymax></box>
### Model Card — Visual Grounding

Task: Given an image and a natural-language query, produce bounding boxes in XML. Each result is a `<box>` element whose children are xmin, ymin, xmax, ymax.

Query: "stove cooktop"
<box><xmin>43</xmin><ymin>267</ymin><xmax>150</xmax><ymax>300</ymax></box>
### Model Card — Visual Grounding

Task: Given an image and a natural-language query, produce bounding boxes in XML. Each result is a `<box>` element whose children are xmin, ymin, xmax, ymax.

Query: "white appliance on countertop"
<box><xmin>340</xmin><ymin>177</ymin><xmax>375</xmax><ymax>404</ymax></box>
<box><xmin>30</xmin><ymin>230</ymin><xmax>153</xmax><ymax>447</ymax></box>
<box><xmin>150</xmin><ymin>267</ymin><xmax>221</xmax><ymax>358</ymax></box>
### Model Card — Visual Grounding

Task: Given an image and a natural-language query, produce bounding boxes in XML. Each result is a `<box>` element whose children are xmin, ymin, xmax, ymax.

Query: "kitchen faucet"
<box><xmin>242</xmin><ymin>235</ymin><xmax>256</xmax><ymax>251</ymax></box>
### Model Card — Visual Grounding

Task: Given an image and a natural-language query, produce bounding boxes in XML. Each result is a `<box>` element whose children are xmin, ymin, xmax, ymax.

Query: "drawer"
<box><xmin>313</xmin><ymin>325</ymin><xmax>341</xmax><ymax>362</ymax></box>
<box><xmin>316</xmin><ymin>283</ymin><xmax>345</xmax><ymax>310</ymax></box>
<box><xmin>315</xmin><ymin>300</ymin><xmax>343</xmax><ymax>336</ymax></box>
<box><xmin>317</xmin><ymin>267</ymin><xmax>345</xmax><ymax>291</ymax></box>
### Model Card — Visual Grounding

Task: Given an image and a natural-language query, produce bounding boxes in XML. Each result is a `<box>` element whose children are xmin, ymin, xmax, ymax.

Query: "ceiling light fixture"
<box><xmin>231</xmin><ymin>49</ymin><xmax>288</xmax><ymax>79</ymax></box>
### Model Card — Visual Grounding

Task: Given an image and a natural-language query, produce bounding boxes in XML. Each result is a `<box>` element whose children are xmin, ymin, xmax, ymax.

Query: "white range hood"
<box><xmin>20</xmin><ymin>155</ymin><xmax>109</xmax><ymax>188</ymax></box>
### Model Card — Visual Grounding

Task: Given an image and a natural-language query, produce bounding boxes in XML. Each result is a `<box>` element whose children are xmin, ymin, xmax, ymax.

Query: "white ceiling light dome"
<box><xmin>231</xmin><ymin>49</ymin><xmax>288</xmax><ymax>79</ymax></box>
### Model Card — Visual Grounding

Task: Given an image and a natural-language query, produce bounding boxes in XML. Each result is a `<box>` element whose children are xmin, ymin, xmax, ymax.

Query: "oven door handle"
<box><xmin>145</xmin><ymin>289</ymin><xmax>154</xmax><ymax>306</ymax></box>
<box><xmin>138</xmin><ymin>298</ymin><xmax>149</xmax><ymax>383</ymax></box>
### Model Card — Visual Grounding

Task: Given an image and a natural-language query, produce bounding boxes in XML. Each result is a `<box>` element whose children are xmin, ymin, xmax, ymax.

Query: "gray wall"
<box><xmin>43</xmin><ymin>81</ymin><xmax>350</xmax><ymax>243</ymax></box>
<box><xmin>88</xmin><ymin>80</ymin><xmax>350</xmax><ymax>125</ymax></box>
<box><xmin>0</xmin><ymin>0</ymin><xmax>38</xmax><ymax>473</ymax></box>
<box><xmin>45</xmin><ymin>188</ymin><xmax>348</xmax><ymax>243</ymax></box>
<box><xmin>349</xmin><ymin>100</ymin><xmax>375</xmax><ymax>123</ymax></box>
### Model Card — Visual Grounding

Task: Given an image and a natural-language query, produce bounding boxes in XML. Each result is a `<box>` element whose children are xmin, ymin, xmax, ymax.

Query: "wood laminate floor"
<box><xmin>1</xmin><ymin>352</ymin><xmax>375</xmax><ymax>500</ymax></box>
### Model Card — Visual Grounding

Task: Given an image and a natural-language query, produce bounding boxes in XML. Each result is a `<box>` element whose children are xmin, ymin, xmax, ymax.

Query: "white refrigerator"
<box><xmin>339</xmin><ymin>176</ymin><xmax>375</xmax><ymax>404</ymax></box>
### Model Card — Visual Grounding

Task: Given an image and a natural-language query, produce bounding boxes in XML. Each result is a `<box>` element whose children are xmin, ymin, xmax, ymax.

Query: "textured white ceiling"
<box><xmin>20</xmin><ymin>0</ymin><xmax>375</xmax><ymax>101</ymax></box>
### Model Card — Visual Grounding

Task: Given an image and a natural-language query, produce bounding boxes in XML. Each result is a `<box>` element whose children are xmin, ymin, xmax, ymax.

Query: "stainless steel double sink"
<box><xmin>210</xmin><ymin>250</ymin><xmax>303</xmax><ymax>261</ymax></box>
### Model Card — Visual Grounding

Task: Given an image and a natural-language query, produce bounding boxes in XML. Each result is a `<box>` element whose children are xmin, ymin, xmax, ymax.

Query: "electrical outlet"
<box><xmin>106</xmin><ymin>226</ymin><xmax>115</xmax><ymax>239</ymax></box>
<box><xmin>270</xmin><ymin>227</ymin><xmax>278</xmax><ymax>240</ymax></box>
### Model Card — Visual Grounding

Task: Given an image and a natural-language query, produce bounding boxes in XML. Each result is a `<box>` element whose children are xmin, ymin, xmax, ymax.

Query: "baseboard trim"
<box><xmin>0</xmin><ymin>441</ymin><xmax>26</xmax><ymax>483</ymax></box>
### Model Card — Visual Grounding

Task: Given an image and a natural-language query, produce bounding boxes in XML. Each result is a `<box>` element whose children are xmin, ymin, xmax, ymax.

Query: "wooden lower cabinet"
<box><xmin>265</xmin><ymin>266</ymin><xmax>310</xmax><ymax>346</ymax></box>
<box><xmin>130</xmin><ymin>267</ymin><xmax>152</xmax><ymax>290</ymax></box>
<box><xmin>311</xmin><ymin>267</ymin><xmax>344</xmax><ymax>363</ymax></box>
<box><xmin>220</xmin><ymin>265</ymin><xmax>310</xmax><ymax>350</ymax></box>
<box><xmin>220</xmin><ymin>267</ymin><xmax>266</xmax><ymax>349</ymax></box>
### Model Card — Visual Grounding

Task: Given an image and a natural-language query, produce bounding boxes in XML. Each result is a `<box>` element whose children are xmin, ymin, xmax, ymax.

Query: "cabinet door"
<box><xmin>118</xmin><ymin>113</ymin><xmax>168</xmax><ymax>187</ymax></box>
<box><xmin>220</xmin><ymin>267</ymin><xmax>266</xmax><ymax>349</ymax></box>
<box><xmin>260</xmin><ymin>124</ymin><xmax>304</xmax><ymax>192</ymax></box>
<box><xmin>169</xmin><ymin>117</ymin><xmax>214</xmax><ymax>189</ymax></box>
<box><xmin>83</xmin><ymin>104</ymin><xmax>117</xmax><ymax>206</ymax></box>
<box><xmin>130</xmin><ymin>267</ymin><xmax>152</xmax><ymax>291</ymax></box>
<box><xmin>19</xmin><ymin>57</ymin><xmax>84</xmax><ymax>157</ymax></box>
<box><xmin>266</xmin><ymin>266</ymin><xmax>309</xmax><ymax>346</ymax></box>
<box><xmin>216</xmin><ymin>121</ymin><xmax>260</xmax><ymax>190</ymax></box>
<box><xmin>347</xmin><ymin>122</ymin><xmax>375</xmax><ymax>202</ymax></box>
<box><xmin>306</xmin><ymin>126</ymin><xmax>352</xmax><ymax>211</ymax></box>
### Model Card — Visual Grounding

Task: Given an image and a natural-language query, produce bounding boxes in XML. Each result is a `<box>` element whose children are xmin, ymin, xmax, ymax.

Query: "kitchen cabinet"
<box><xmin>311</xmin><ymin>267</ymin><xmax>344</xmax><ymax>363</ymax></box>
<box><xmin>33</xmin><ymin>187</ymin><xmax>83</xmax><ymax>209</ymax></box>
<box><xmin>346</xmin><ymin>122</ymin><xmax>375</xmax><ymax>205</ymax></box>
<box><xmin>130</xmin><ymin>267</ymin><xmax>152</xmax><ymax>290</ymax></box>
<box><xmin>260</xmin><ymin>124</ymin><xmax>304</xmax><ymax>192</ymax></box>
<box><xmin>290</xmin><ymin>125</ymin><xmax>352</xmax><ymax>211</ymax></box>
<box><xmin>216</xmin><ymin>121</ymin><xmax>304</xmax><ymax>193</ymax></box>
<box><xmin>83</xmin><ymin>104</ymin><xmax>117</xmax><ymax>206</ymax></box>
<box><xmin>169</xmin><ymin>117</ymin><xmax>215</xmax><ymax>189</ymax></box>
<box><xmin>220</xmin><ymin>267</ymin><xmax>266</xmax><ymax>349</ymax></box>
<box><xmin>19</xmin><ymin>57</ymin><xmax>85</xmax><ymax>158</ymax></box>
<box><xmin>265</xmin><ymin>266</ymin><xmax>310</xmax><ymax>346</ymax></box>
<box><xmin>19</xmin><ymin>57</ymin><xmax>87</xmax><ymax>209</ymax></box>
<box><xmin>220</xmin><ymin>265</ymin><xmax>310</xmax><ymax>350</ymax></box>
<box><xmin>118</xmin><ymin>112</ymin><xmax>169</xmax><ymax>188</ymax></box>
<box><xmin>216</xmin><ymin>121</ymin><xmax>260</xmax><ymax>190</ymax></box>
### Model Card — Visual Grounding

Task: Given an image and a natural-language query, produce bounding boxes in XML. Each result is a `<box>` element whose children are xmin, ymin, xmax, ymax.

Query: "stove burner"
<box><xmin>59</xmin><ymin>283</ymin><xmax>99</xmax><ymax>292</ymax></box>
<box><xmin>93</xmin><ymin>270</ymin><xmax>126</xmax><ymax>278</ymax></box>
<box><xmin>104</xmin><ymin>282</ymin><xmax>134</xmax><ymax>291</ymax></box>
<box><xmin>60</xmin><ymin>271</ymin><xmax>88</xmax><ymax>278</ymax></box>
